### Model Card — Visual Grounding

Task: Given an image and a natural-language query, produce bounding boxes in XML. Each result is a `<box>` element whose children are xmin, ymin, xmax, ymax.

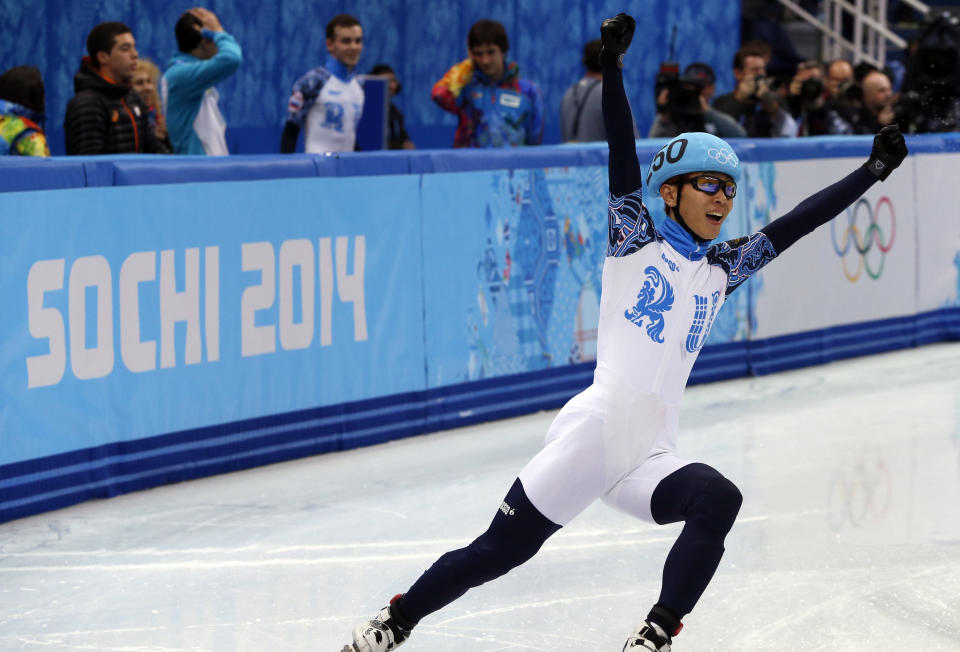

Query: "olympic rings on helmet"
<box><xmin>830</xmin><ymin>196</ymin><xmax>896</xmax><ymax>281</ymax></box>
<box><xmin>707</xmin><ymin>147</ymin><xmax>739</xmax><ymax>167</ymax></box>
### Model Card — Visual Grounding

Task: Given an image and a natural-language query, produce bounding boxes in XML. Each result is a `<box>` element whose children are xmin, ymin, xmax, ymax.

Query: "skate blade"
<box><xmin>339</xmin><ymin>646</ymin><xmax>358</xmax><ymax>652</ymax></box>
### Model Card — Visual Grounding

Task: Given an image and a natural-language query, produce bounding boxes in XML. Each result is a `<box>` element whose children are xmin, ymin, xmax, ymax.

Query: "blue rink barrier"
<box><xmin>2</xmin><ymin>136</ymin><xmax>959</xmax><ymax>523</ymax></box>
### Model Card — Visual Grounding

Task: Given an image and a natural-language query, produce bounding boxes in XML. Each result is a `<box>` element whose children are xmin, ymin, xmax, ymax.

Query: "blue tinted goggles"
<box><xmin>687</xmin><ymin>175</ymin><xmax>737</xmax><ymax>199</ymax></box>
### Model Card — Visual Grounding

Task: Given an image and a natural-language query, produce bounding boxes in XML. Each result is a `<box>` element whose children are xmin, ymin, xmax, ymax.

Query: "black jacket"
<box><xmin>64</xmin><ymin>58</ymin><xmax>171</xmax><ymax>155</ymax></box>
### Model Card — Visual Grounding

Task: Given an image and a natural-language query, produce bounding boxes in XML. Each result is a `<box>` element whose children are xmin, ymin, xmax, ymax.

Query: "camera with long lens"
<box><xmin>654</xmin><ymin>60</ymin><xmax>706</xmax><ymax>132</ymax></box>
<box><xmin>839</xmin><ymin>79</ymin><xmax>863</xmax><ymax>103</ymax></box>
<box><xmin>898</xmin><ymin>12</ymin><xmax>960</xmax><ymax>132</ymax></box>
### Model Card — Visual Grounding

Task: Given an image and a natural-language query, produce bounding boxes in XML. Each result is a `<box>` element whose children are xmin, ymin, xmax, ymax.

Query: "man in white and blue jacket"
<box><xmin>161</xmin><ymin>7</ymin><xmax>242</xmax><ymax>155</ymax></box>
<box><xmin>281</xmin><ymin>14</ymin><xmax>364</xmax><ymax>154</ymax></box>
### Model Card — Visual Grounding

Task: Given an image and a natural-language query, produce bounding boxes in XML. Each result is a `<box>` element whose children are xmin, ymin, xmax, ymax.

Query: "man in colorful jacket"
<box><xmin>432</xmin><ymin>19</ymin><xmax>543</xmax><ymax>148</ymax></box>
<box><xmin>162</xmin><ymin>7</ymin><xmax>242</xmax><ymax>155</ymax></box>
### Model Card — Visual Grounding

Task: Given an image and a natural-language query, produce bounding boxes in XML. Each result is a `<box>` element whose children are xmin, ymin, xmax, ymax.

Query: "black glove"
<box><xmin>599</xmin><ymin>13</ymin><xmax>635</xmax><ymax>69</ymax></box>
<box><xmin>864</xmin><ymin>124</ymin><xmax>908</xmax><ymax>181</ymax></box>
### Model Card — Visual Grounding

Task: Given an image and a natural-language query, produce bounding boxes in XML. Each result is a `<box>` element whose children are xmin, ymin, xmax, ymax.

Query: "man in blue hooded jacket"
<box><xmin>162</xmin><ymin>7</ymin><xmax>242</xmax><ymax>155</ymax></box>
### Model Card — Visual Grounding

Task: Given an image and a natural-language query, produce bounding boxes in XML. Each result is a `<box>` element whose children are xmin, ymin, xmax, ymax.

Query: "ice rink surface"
<box><xmin>2</xmin><ymin>343</ymin><xmax>959</xmax><ymax>651</ymax></box>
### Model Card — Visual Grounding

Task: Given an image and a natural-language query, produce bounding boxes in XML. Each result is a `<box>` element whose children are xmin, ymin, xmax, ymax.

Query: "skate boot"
<box><xmin>343</xmin><ymin>594</ymin><xmax>414</xmax><ymax>652</ymax></box>
<box><xmin>622</xmin><ymin>620</ymin><xmax>673</xmax><ymax>652</ymax></box>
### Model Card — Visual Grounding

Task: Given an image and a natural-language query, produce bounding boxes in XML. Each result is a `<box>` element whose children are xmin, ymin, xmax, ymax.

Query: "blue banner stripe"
<box><xmin>0</xmin><ymin>365</ymin><xmax>596</xmax><ymax>488</ymax></box>
<box><xmin>4</xmin><ymin>135</ymin><xmax>956</xmax><ymax>194</ymax></box>
<box><xmin>3</xmin><ymin>308</ymin><xmax>958</xmax><ymax>523</ymax></box>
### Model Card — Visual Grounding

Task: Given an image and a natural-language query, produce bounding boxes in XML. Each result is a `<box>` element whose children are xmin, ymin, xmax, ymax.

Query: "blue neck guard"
<box><xmin>660</xmin><ymin>216</ymin><xmax>712</xmax><ymax>261</ymax></box>
<box><xmin>326</xmin><ymin>56</ymin><xmax>355</xmax><ymax>82</ymax></box>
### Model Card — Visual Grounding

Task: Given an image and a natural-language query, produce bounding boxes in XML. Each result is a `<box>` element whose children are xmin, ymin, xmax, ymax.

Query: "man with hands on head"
<box><xmin>340</xmin><ymin>11</ymin><xmax>907</xmax><ymax>652</ymax></box>
<box><xmin>162</xmin><ymin>7</ymin><xmax>242</xmax><ymax>155</ymax></box>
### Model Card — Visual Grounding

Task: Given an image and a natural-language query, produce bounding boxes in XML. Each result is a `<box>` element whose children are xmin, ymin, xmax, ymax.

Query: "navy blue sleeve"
<box><xmin>602</xmin><ymin>66</ymin><xmax>642</xmax><ymax>198</ymax></box>
<box><xmin>760</xmin><ymin>166</ymin><xmax>877</xmax><ymax>254</ymax></box>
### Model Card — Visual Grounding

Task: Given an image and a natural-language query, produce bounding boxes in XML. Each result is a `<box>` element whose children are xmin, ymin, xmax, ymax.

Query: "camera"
<box><xmin>667</xmin><ymin>78</ymin><xmax>703</xmax><ymax>116</ymax></box>
<box><xmin>839</xmin><ymin>79</ymin><xmax>862</xmax><ymax>104</ymax></box>
<box><xmin>799</xmin><ymin>78</ymin><xmax>823</xmax><ymax>103</ymax></box>
<box><xmin>653</xmin><ymin>60</ymin><xmax>706</xmax><ymax>131</ymax></box>
<box><xmin>667</xmin><ymin>82</ymin><xmax>705</xmax><ymax>132</ymax></box>
<box><xmin>654</xmin><ymin>60</ymin><xmax>681</xmax><ymax>98</ymax></box>
<box><xmin>898</xmin><ymin>12</ymin><xmax>960</xmax><ymax>131</ymax></box>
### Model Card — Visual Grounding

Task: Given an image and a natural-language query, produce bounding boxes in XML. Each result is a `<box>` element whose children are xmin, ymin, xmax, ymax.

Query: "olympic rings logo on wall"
<box><xmin>830</xmin><ymin>196</ymin><xmax>895</xmax><ymax>281</ymax></box>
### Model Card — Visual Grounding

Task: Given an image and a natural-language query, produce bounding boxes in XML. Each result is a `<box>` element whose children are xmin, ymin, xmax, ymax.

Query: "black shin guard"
<box><xmin>650</xmin><ymin>463</ymin><xmax>743</xmax><ymax>617</ymax></box>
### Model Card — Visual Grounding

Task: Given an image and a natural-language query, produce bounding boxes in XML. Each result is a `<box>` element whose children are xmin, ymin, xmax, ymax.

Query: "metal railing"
<box><xmin>776</xmin><ymin>0</ymin><xmax>930</xmax><ymax>65</ymax></box>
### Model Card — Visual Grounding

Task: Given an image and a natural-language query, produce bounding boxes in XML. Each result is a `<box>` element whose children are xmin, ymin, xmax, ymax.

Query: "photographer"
<box><xmin>713</xmin><ymin>44</ymin><xmax>796</xmax><ymax>137</ymax></box>
<box><xmin>649</xmin><ymin>63</ymin><xmax>745</xmax><ymax>138</ymax></box>
<box><xmin>825</xmin><ymin>59</ymin><xmax>854</xmax><ymax>98</ymax></box>
<box><xmin>786</xmin><ymin>60</ymin><xmax>853</xmax><ymax>135</ymax></box>
<box><xmin>850</xmin><ymin>70</ymin><xmax>897</xmax><ymax>134</ymax></box>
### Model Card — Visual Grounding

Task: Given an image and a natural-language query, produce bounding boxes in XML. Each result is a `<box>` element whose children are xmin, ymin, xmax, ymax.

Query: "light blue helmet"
<box><xmin>645</xmin><ymin>132</ymin><xmax>742</xmax><ymax>196</ymax></box>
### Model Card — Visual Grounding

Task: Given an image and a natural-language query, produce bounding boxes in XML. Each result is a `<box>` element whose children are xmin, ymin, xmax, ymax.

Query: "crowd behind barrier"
<box><xmin>5</xmin><ymin>3</ymin><xmax>960</xmax><ymax>159</ymax></box>
<box><xmin>1</xmin><ymin>135</ymin><xmax>959</xmax><ymax>524</ymax></box>
<box><xmin>2</xmin><ymin>1</ymin><xmax>743</xmax><ymax>155</ymax></box>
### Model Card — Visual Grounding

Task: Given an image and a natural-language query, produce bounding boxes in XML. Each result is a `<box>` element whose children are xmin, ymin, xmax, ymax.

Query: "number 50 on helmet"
<box><xmin>645</xmin><ymin>132</ymin><xmax>742</xmax><ymax>196</ymax></box>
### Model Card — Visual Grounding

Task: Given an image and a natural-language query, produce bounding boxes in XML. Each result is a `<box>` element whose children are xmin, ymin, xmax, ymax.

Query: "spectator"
<box><xmin>825</xmin><ymin>58</ymin><xmax>854</xmax><ymax>98</ymax></box>
<box><xmin>162</xmin><ymin>8</ymin><xmax>242</xmax><ymax>155</ymax></box>
<box><xmin>132</xmin><ymin>58</ymin><xmax>169</xmax><ymax>145</ymax></box>
<box><xmin>785</xmin><ymin>60</ymin><xmax>853</xmax><ymax>135</ymax></box>
<box><xmin>0</xmin><ymin>65</ymin><xmax>49</xmax><ymax>156</ymax></box>
<box><xmin>853</xmin><ymin>61</ymin><xmax>880</xmax><ymax>84</ymax></box>
<box><xmin>64</xmin><ymin>22</ymin><xmax>170</xmax><ymax>155</ymax></box>
<box><xmin>281</xmin><ymin>14</ymin><xmax>364</xmax><ymax>154</ymax></box>
<box><xmin>684</xmin><ymin>62</ymin><xmax>719</xmax><ymax>104</ymax></box>
<box><xmin>370</xmin><ymin>63</ymin><xmax>415</xmax><ymax>150</ymax></box>
<box><xmin>561</xmin><ymin>39</ymin><xmax>637</xmax><ymax>142</ymax></box>
<box><xmin>432</xmin><ymin>19</ymin><xmax>543</xmax><ymax>147</ymax></box>
<box><xmin>561</xmin><ymin>40</ymin><xmax>610</xmax><ymax>141</ymax></box>
<box><xmin>649</xmin><ymin>62</ymin><xmax>746</xmax><ymax>139</ymax></box>
<box><xmin>712</xmin><ymin>44</ymin><xmax>797</xmax><ymax>137</ymax></box>
<box><xmin>851</xmin><ymin>69</ymin><xmax>896</xmax><ymax>134</ymax></box>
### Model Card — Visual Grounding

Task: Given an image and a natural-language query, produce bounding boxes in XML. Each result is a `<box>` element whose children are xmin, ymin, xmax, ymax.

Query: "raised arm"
<box><xmin>431</xmin><ymin>59</ymin><xmax>473</xmax><ymax>114</ymax></box>
<box><xmin>599</xmin><ymin>13</ymin><xmax>642</xmax><ymax>198</ymax></box>
<box><xmin>761</xmin><ymin>125</ymin><xmax>908</xmax><ymax>253</ymax></box>
<box><xmin>165</xmin><ymin>31</ymin><xmax>242</xmax><ymax>100</ymax></box>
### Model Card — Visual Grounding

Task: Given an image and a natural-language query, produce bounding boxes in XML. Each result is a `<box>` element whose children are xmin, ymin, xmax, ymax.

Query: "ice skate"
<box><xmin>345</xmin><ymin>594</ymin><xmax>413</xmax><ymax>652</ymax></box>
<box><xmin>623</xmin><ymin>620</ymin><xmax>672</xmax><ymax>652</ymax></box>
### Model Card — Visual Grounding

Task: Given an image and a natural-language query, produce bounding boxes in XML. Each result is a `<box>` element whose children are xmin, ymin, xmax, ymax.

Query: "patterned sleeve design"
<box><xmin>431</xmin><ymin>59</ymin><xmax>473</xmax><ymax>114</ymax></box>
<box><xmin>286</xmin><ymin>68</ymin><xmax>329</xmax><ymax>128</ymax></box>
<box><xmin>518</xmin><ymin>78</ymin><xmax>544</xmax><ymax>145</ymax></box>
<box><xmin>17</xmin><ymin>130</ymin><xmax>50</xmax><ymax>156</ymax></box>
<box><xmin>706</xmin><ymin>232</ymin><xmax>779</xmax><ymax>295</ymax></box>
<box><xmin>607</xmin><ymin>190</ymin><xmax>658</xmax><ymax>257</ymax></box>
